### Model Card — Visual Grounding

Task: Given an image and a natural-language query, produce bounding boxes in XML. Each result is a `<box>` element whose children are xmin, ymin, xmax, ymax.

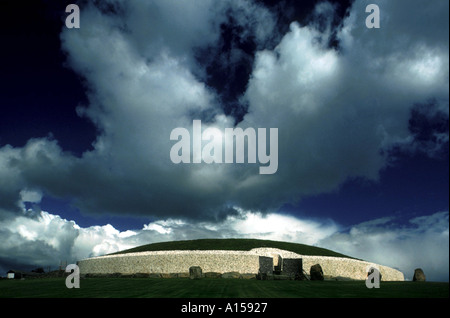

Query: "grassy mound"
<box><xmin>110</xmin><ymin>238</ymin><xmax>355</xmax><ymax>259</ymax></box>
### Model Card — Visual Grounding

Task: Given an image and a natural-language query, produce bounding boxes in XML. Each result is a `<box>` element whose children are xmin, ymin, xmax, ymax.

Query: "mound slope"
<box><xmin>79</xmin><ymin>239</ymin><xmax>404</xmax><ymax>281</ymax></box>
<box><xmin>110</xmin><ymin>238</ymin><xmax>355</xmax><ymax>259</ymax></box>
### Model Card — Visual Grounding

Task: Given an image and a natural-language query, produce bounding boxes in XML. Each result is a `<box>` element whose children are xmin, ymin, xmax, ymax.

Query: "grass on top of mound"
<box><xmin>109</xmin><ymin>238</ymin><xmax>356</xmax><ymax>259</ymax></box>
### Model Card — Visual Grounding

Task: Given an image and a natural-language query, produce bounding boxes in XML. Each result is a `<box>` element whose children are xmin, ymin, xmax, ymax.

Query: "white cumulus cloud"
<box><xmin>1</xmin><ymin>207</ymin><xmax>447</xmax><ymax>281</ymax></box>
<box><xmin>319</xmin><ymin>211</ymin><xmax>449</xmax><ymax>282</ymax></box>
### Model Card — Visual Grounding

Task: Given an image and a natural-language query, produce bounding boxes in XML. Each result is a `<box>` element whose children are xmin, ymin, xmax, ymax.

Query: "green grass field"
<box><xmin>0</xmin><ymin>277</ymin><xmax>447</xmax><ymax>298</ymax></box>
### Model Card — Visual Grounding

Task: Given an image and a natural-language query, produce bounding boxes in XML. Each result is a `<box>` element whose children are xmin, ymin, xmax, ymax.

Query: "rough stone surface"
<box><xmin>132</xmin><ymin>273</ymin><xmax>150</xmax><ymax>278</ymax></box>
<box><xmin>257</xmin><ymin>273</ymin><xmax>274</xmax><ymax>280</ymax></box>
<box><xmin>240</xmin><ymin>273</ymin><xmax>257</xmax><ymax>280</ymax></box>
<box><xmin>204</xmin><ymin>272</ymin><xmax>222</xmax><ymax>279</ymax></box>
<box><xmin>161</xmin><ymin>273</ymin><xmax>178</xmax><ymax>279</ymax></box>
<box><xmin>77</xmin><ymin>248</ymin><xmax>404</xmax><ymax>281</ymax></box>
<box><xmin>310</xmin><ymin>264</ymin><xmax>324</xmax><ymax>281</ymax></box>
<box><xmin>150</xmin><ymin>273</ymin><xmax>162</xmax><ymax>278</ymax></box>
<box><xmin>413</xmin><ymin>268</ymin><xmax>426</xmax><ymax>282</ymax></box>
<box><xmin>282</xmin><ymin>258</ymin><xmax>303</xmax><ymax>278</ymax></box>
<box><xmin>258</xmin><ymin>256</ymin><xmax>273</xmax><ymax>275</ymax></box>
<box><xmin>189</xmin><ymin>266</ymin><xmax>202</xmax><ymax>279</ymax></box>
<box><xmin>177</xmin><ymin>272</ymin><xmax>190</xmax><ymax>278</ymax></box>
<box><xmin>78</xmin><ymin>251</ymin><xmax>270</xmax><ymax>276</ymax></box>
<box><xmin>252</xmin><ymin>248</ymin><xmax>404</xmax><ymax>281</ymax></box>
<box><xmin>222</xmin><ymin>272</ymin><xmax>241</xmax><ymax>279</ymax></box>
<box><xmin>273</xmin><ymin>274</ymin><xmax>291</xmax><ymax>280</ymax></box>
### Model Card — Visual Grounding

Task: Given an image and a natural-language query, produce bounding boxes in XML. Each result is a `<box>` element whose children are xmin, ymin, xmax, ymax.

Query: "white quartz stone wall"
<box><xmin>78</xmin><ymin>248</ymin><xmax>404</xmax><ymax>281</ymax></box>
<box><xmin>251</xmin><ymin>248</ymin><xmax>404</xmax><ymax>281</ymax></box>
<box><xmin>78</xmin><ymin>250</ymin><xmax>272</xmax><ymax>275</ymax></box>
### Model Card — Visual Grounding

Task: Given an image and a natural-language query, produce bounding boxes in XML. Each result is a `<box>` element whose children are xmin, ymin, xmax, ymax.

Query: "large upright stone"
<box><xmin>282</xmin><ymin>258</ymin><xmax>303</xmax><ymax>279</ymax></box>
<box><xmin>413</xmin><ymin>268</ymin><xmax>426</xmax><ymax>282</ymax></box>
<box><xmin>310</xmin><ymin>264</ymin><xmax>324</xmax><ymax>281</ymax></box>
<box><xmin>189</xmin><ymin>266</ymin><xmax>203</xmax><ymax>280</ymax></box>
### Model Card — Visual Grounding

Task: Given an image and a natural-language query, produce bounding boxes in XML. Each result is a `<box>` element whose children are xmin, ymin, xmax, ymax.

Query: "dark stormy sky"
<box><xmin>0</xmin><ymin>0</ymin><xmax>448</xmax><ymax>281</ymax></box>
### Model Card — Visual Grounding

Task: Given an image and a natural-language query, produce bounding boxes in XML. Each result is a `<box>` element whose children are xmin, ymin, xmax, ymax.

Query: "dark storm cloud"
<box><xmin>0</xmin><ymin>0</ymin><xmax>448</xmax><ymax>221</ymax></box>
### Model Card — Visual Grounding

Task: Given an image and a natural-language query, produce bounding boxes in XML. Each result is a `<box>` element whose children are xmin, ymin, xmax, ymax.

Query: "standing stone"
<box><xmin>413</xmin><ymin>268</ymin><xmax>426</xmax><ymax>282</ymax></box>
<box><xmin>283</xmin><ymin>258</ymin><xmax>303</xmax><ymax>279</ymax></box>
<box><xmin>310</xmin><ymin>264</ymin><xmax>324</xmax><ymax>281</ymax></box>
<box><xmin>189</xmin><ymin>266</ymin><xmax>203</xmax><ymax>280</ymax></box>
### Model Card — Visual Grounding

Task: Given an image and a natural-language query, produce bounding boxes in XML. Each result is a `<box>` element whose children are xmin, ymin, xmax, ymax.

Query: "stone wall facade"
<box><xmin>251</xmin><ymin>248</ymin><xmax>404</xmax><ymax>281</ymax></box>
<box><xmin>301</xmin><ymin>255</ymin><xmax>403</xmax><ymax>281</ymax></box>
<box><xmin>78</xmin><ymin>251</ymin><xmax>273</xmax><ymax>276</ymax></box>
<box><xmin>78</xmin><ymin>248</ymin><xmax>404</xmax><ymax>281</ymax></box>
